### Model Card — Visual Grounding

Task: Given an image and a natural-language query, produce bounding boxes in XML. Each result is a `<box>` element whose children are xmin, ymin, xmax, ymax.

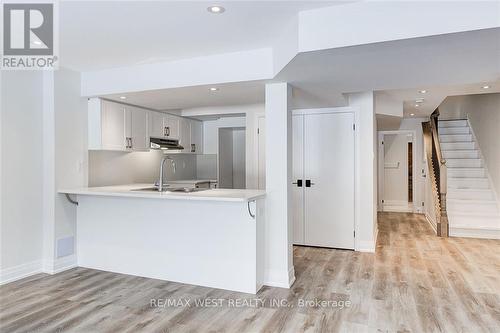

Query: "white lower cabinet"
<box><xmin>88</xmin><ymin>99</ymin><xmax>148</xmax><ymax>151</ymax></box>
<box><xmin>292</xmin><ymin>110</ymin><xmax>356</xmax><ymax>249</ymax></box>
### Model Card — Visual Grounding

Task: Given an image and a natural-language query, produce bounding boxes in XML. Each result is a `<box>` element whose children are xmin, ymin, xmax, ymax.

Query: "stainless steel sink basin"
<box><xmin>131</xmin><ymin>186</ymin><xmax>207</xmax><ymax>193</ymax></box>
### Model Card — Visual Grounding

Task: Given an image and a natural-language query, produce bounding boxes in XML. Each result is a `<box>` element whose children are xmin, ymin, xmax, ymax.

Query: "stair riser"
<box><xmin>448</xmin><ymin>179</ymin><xmax>490</xmax><ymax>189</ymax></box>
<box><xmin>439</xmin><ymin>127</ymin><xmax>470</xmax><ymax>135</ymax></box>
<box><xmin>441</xmin><ymin>142</ymin><xmax>476</xmax><ymax>150</ymax></box>
<box><xmin>447</xmin><ymin>159</ymin><xmax>482</xmax><ymax>168</ymax></box>
<box><xmin>448</xmin><ymin>169</ymin><xmax>486</xmax><ymax>178</ymax></box>
<box><xmin>448</xmin><ymin>216</ymin><xmax>500</xmax><ymax>228</ymax></box>
<box><xmin>442</xmin><ymin>150</ymin><xmax>479</xmax><ymax>159</ymax></box>
<box><xmin>448</xmin><ymin>190</ymin><xmax>495</xmax><ymax>200</ymax></box>
<box><xmin>438</xmin><ymin>120</ymin><xmax>468</xmax><ymax>128</ymax></box>
<box><xmin>439</xmin><ymin>134</ymin><xmax>472</xmax><ymax>142</ymax></box>
<box><xmin>448</xmin><ymin>203</ymin><xmax>499</xmax><ymax>215</ymax></box>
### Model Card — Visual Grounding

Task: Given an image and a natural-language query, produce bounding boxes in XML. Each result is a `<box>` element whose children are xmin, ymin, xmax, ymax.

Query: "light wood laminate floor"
<box><xmin>1</xmin><ymin>212</ymin><xmax>500</xmax><ymax>332</ymax></box>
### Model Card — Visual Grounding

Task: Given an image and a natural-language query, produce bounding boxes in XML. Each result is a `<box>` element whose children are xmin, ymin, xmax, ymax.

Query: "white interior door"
<box><xmin>292</xmin><ymin>115</ymin><xmax>305</xmax><ymax>245</ymax></box>
<box><xmin>304</xmin><ymin>112</ymin><xmax>355</xmax><ymax>249</ymax></box>
<box><xmin>257</xmin><ymin>116</ymin><xmax>266</xmax><ymax>190</ymax></box>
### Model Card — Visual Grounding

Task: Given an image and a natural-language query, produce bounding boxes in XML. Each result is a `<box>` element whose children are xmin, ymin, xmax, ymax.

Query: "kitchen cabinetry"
<box><xmin>178</xmin><ymin>117</ymin><xmax>191</xmax><ymax>151</ymax></box>
<box><xmin>88</xmin><ymin>98</ymin><xmax>203</xmax><ymax>154</ymax></box>
<box><xmin>149</xmin><ymin>111</ymin><xmax>179</xmax><ymax>140</ymax></box>
<box><xmin>88</xmin><ymin>98</ymin><xmax>148</xmax><ymax>151</ymax></box>
<box><xmin>292</xmin><ymin>109</ymin><xmax>355</xmax><ymax>250</ymax></box>
<box><xmin>190</xmin><ymin>120</ymin><xmax>203</xmax><ymax>154</ymax></box>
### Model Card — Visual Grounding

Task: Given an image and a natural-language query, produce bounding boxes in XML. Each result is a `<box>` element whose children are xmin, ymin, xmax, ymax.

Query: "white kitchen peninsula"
<box><xmin>59</xmin><ymin>185</ymin><xmax>265</xmax><ymax>294</ymax></box>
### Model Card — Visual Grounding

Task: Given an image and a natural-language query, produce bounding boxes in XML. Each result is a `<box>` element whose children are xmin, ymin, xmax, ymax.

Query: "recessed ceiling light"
<box><xmin>410</xmin><ymin>113</ymin><xmax>415</xmax><ymax>116</ymax></box>
<box><xmin>209</xmin><ymin>87</ymin><xmax>219</xmax><ymax>92</ymax></box>
<box><xmin>482</xmin><ymin>85</ymin><xmax>490</xmax><ymax>89</ymax></box>
<box><xmin>415</xmin><ymin>98</ymin><xmax>424</xmax><ymax>103</ymax></box>
<box><xmin>207</xmin><ymin>5</ymin><xmax>225</xmax><ymax>14</ymax></box>
<box><xmin>119</xmin><ymin>96</ymin><xmax>127</xmax><ymax>100</ymax></box>
<box><xmin>415</xmin><ymin>104</ymin><xmax>419</xmax><ymax>107</ymax></box>
<box><xmin>419</xmin><ymin>90</ymin><xmax>427</xmax><ymax>94</ymax></box>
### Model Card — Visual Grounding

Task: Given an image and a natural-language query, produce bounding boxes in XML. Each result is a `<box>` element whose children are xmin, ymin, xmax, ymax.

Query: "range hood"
<box><xmin>150</xmin><ymin>137</ymin><xmax>184</xmax><ymax>150</ymax></box>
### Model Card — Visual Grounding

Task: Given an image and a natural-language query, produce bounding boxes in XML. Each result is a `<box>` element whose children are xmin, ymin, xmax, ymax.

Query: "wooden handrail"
<box><xmin>422</xmin><ymin>117</ymin><xmax>449</xmax><ymax>237</ymax></box>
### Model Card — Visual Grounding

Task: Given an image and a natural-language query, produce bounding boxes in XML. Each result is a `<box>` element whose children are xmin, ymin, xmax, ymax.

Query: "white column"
<box><xmin>348</xmin><ymin>91</ymin><xmax>378</xmax><ymax>252</ymax></box>
<box><xmin>264</xmin><ymin>82</ymin><xmax>294</xmax><ymax>288</ymax></box>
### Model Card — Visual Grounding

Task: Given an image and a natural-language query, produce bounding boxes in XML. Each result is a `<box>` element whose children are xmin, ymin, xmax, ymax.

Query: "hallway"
<box><xmin>1</xmin><ymin>213</ymin><xmax>499</xmax><ymax>332</ymax></box>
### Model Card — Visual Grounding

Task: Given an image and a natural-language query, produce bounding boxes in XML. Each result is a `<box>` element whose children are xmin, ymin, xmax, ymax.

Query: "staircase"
<box><xmin>439</xmin><ymin>119</ymin><xmax>500</xmax><ymax>238</ymax></box>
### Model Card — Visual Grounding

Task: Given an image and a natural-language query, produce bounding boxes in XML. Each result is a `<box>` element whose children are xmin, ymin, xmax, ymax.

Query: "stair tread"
<box><xmin>448</xmin><ymin>198</ymin><xmax>498</xmax><ymax>204</ymax></box>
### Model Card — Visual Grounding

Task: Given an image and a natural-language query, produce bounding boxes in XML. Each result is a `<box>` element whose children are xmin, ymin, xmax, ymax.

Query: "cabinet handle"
<box><xmin>163</xmin><ymin>126</ymin><xmax>167</xmax><ymax>137</ymax></box>
<box><xmin>191</xmin><ymin>144</ymin><xmax>195</xmax><ymax>152</ymax></box>
<box><xmin>129</xmin><ymin>137</ymin><xmax>133</xmax><ymax>149</ymax></box>
<box><xmin>166</xmin><ymin>127</ymin><xmax>170</xmax><ymax>136</ymax></box>
<box><xmin>125</xmin><ymin>137</ymin><xmax>130</xmax><ymax>148</ymax></box>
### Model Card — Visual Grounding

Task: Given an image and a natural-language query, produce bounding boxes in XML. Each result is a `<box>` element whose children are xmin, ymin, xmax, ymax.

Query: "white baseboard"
<box><xmin>43</xmin><ymin>254</ymin><xmax>78</xmax><ymax>274</ymax></box>
<box><xmin>450</xmin><ymin>226</ymin><xmax>500</xmax><ymax>239</ymax></box>
<box><xmin>264</xmin><ymin>266</ymin><xmax>295</xmax><ymax>289</ymax></box>
<box><xmin>0</xmin><ymin>260</ymin><xmax>42</xmax><ymax>285</ymax></box>
<box><xmin>356</xmin><ymin>239</ymin><xmax>376</xmax><ymax>253</ymax></box>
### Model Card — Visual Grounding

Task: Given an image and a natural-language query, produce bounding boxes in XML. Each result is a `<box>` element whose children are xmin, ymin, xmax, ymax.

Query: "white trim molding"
<box><xmin>450</xmin><ymin>226</ymin><xmax>500</xmax><ymax>240</ymax></box>
<box><xmin>264</xmin><ymin>267</ymin><xmax>296</xmax><ymax>289</ymax></box>
<box><xmin>0</xmin><ymin>260</ymin><xmax>43</xmax><ymax>285</ymax></box>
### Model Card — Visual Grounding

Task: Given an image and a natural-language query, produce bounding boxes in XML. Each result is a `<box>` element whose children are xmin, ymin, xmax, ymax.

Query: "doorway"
<box><xmin>378</xmin><ymin>131</ymin><xmax>416</xmax><ymax>212</ymax></box>
<box><xmin>218</xmin><ymin>127</ymin><xmax>246</xmax><ymax>189</ymax></box>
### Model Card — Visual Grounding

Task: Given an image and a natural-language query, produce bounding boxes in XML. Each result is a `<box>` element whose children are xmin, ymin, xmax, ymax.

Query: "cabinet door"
<box><xmin>303</xmin><ymin>112</ymin><xmax>355</xmax><ymax>249</ymax></box>
<box><xmin>292</xmin><ymin>115</ymin><xmax>305</xmax><ymax>245</ymax></box>
<box><xmin>190</xmin><ymin>120</ymin><xmax>203</xmax><ymax>154</ymax></box>
<box><xmin>101</xmin><ymin>100</ymin><xmax>126</xmax><ymax>151</ymax></box>
<box><xmin>165</xmin><ymin>114</ymin><xmax>179</xmax><ymax>139</ymax></box>
<box><xmin>178</xmin><ymin>117</ymin><xmax>191</xmax><ymax>152</ymax></box>
<box><xmin>130</xmin><ymin>107</ymin><xmax>149</xmax><ymax>151</ymax></box>
<box><xmin>149</xmin><ymin>111</ymin><xmax>165</xmax><ymax>138</ymax></box>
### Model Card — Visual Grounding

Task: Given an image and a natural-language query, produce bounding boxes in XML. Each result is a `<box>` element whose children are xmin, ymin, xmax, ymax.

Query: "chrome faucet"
<box><xmin>159</xmin><ymin>155</ymin><xmax>176</xmax><ymax>192</ymax></box>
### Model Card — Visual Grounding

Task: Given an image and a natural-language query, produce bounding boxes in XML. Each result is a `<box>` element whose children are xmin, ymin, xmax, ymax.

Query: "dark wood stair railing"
<box><xmin>422</xmin><ymin>109</ymin><xmax>449</xmax><ymax>237</ymax></box>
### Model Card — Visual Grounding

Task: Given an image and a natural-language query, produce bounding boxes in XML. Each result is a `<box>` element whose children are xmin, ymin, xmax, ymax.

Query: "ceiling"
<box><xmin>277</xmin><ymin>28</ymin><xmax>500</xmax><ymax>112</ymax></box>
<box><xmin>101</xmin><ymin>28</ymin><xmax>500</xmax><ymax>114</ymax></box>
<box><xmin>59</xmin><ymin>1</ymin><xmax>346</xmax><ymax>71</ymax></box>
<box><xmin>105</xmin><ymin>80</ymin><xmax>265</xmax><ymax>110</ymax></box>
<box><xmin>382</xmin><ymin>82</ymin><xmax>500</xmax><ymax>118</ymax></box>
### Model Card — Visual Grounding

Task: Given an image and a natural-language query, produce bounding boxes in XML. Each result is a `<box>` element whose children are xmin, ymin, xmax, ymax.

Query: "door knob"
<box><xmin>292</xmin><ymin>180</ymin><xmax>303</xmax><ymax>187</ymax></box>
<box><xmin>305</xmin><ymin>180</ymin><xmax>315</xmax><ymax>187</ymax></box>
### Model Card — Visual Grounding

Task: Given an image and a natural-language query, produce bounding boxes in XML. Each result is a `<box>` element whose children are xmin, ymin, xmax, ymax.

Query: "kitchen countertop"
<box><xmin>59</xmin><ymin>184</ymin><xmax>265</xmax><ymax>202</ymax></box>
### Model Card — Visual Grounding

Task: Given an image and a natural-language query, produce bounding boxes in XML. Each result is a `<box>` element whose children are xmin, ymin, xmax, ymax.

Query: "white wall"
<box><xmin>89</xmin><ymin>151</ymin><xmax>196</xmax><ymax>186</ymax></box>
<box><xmin>53</xmin><ymin>69</ymin><xmax>87</xmax><ymax>264</ymax></box>
<box><xmin>440</xmin><ymin>93</ymin><xmax>500</xmax><ymax>198</ymax></box>
<box><xmin>349</xmin><ymin>92</ymin><xmax>377</xmax><ymax>252</ymax></box>
<box><xmin>203</xmin><ymin>117</ymin><xmax>246</xmax><ymax>154</ymax></box>
<box><xmin>1</xmin><ymin>71</ymin><xmax>45</xmax><ymax>283</ymax></box>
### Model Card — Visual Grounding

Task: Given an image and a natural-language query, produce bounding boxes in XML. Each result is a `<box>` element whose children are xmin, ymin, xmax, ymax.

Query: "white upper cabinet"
<box><xmin>190</xmin><ymin>120</ymin><xmax>203</xmax><ymax>154</ymax></box>
<box><xmin>165</xmin><ymin>114</ymin><xmax>179</xmax><ymax>140</ymax></box>
<box><xmin>88</xmin><ymin>98</ymin><xmax>148</xmax><ymax>152</ymax></box>
<box><xmin>178</xmin><ymin>117</ymin><xmax>191</xmax><ymax>151</ymax></box>
<box><xmin>129</xmin><ymin>107</ymin><xmax>149</xmax><ymax>151</ymax></box>
<box><xmin>149</xmin><ymin>112</ymin><xmax>180</xmax><ymax>140</ymax></box>
<box><xmin>149</xmin><ymin>111</ymin><xmax>165</xmax><ymax>138</ymax></box>
<box><xmin>101</xmin><ymin>100</ymin><xmax>127</xmax><ymax>151</ymax></box>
